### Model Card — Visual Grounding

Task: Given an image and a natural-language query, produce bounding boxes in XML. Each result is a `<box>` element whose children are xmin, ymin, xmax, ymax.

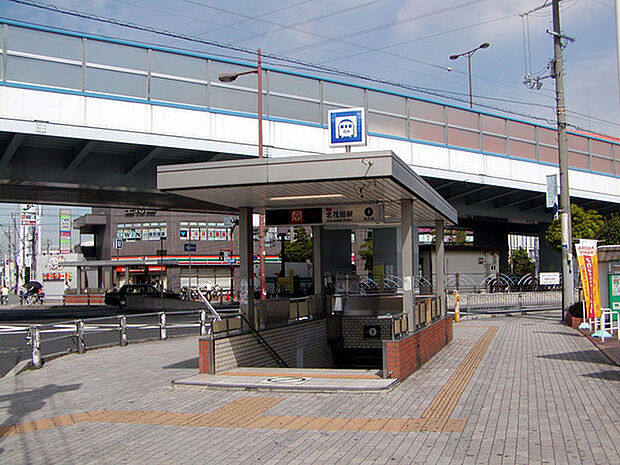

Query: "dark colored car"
<box><xmin>105</xmin><ymin>284</ymin><xmax>180</xmax><ymax>309</ymax></box>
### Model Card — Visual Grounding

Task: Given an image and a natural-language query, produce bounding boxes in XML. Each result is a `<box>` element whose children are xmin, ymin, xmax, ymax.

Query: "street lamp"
<box><xmin>449</xmin><ymin>42</ymin><xmax>490</xmax><ymax>108</ymax></box>
<box><xmin>218</xmin><ymin>49</ymin><xmax>267</xmax><ymax>301</ymax></box>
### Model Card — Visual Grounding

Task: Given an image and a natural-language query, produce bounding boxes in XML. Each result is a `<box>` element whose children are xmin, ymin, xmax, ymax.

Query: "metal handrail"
<box><xmin>238</xmin><ymin>313</ymin><xmax>289</xmax><ymax>368</ymax></box>
<box><xmin>196</xmin><ymin>289</ymin><xmax>222</xmax><ymax>321</ymax></box>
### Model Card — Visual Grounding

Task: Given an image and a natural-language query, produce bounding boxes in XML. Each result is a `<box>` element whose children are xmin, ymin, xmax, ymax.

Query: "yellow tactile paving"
<box><xmin>14</xmin><ymin>422</ymin><xmax>36</xmax><ymax>434</ymax></box>
<box><xmin>340</xmin><ymin>417</ymin><xmax>371</xmax><ymax>431</ymax></box>
<box><xmin>401</xmin><ymin>418</ymin><xmax>427</xmax><ymax>432</ymax></box>
<box><xmin>360</xmin><ymin>418</ymin><xmax>390</xmax><ymax>431</ymax></box>
<box><xmin>5</xmin><ymin>326</ymin><xmax>498</xmax><ymax>436</ymax></box>
<box><xmin>243</xmin><ymin>414</ymin><xmax>282</xmax><ymax>429</ymax></box>
<box><xmin>380</xmin><ymin>418</ymin><xmax>408</xmax><ymax>432</ymax></box>
<box><xmin>51</xmin><ymin>414</ymin><xmax>75</xmax><ymax>427</ymax></box>
<box><xmin>279</xmin><ymin>416</ymin><xmax>315</xmax><ymax>430</ymax></box>
<box><xmin>0</xmin><ymin>424</ymin><xmax>16</xmax><ymax>437</ymax></box>
<box><xmin>421</xmin><ymin>326</ymin><xmax>498</xmax><ymax>423</ymax></box>
<box><xmin>297</xmin><ymin>417</ymin><xmax>333</xmax><ymax>430</ymax></box>
<box><xmin>319</xmin><ymin>417</ymin><xmax>353</xmax><ymax>431</ymax></box>
<box><xmin>263</xmin><ymin>416</ymin><xmax>300</xmax><ymax>429</ymax></box>
<box><xmin>32</xmin><ymin>417</ymin><xmax>56</xmax><ymax>431</ymax></box>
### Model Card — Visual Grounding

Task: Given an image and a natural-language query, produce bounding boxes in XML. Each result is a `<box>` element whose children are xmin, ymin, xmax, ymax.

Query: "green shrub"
<box><xmin>567</xmin><ymin>301</ymin><xmax>585</xmax><ymax>318</ymax></box>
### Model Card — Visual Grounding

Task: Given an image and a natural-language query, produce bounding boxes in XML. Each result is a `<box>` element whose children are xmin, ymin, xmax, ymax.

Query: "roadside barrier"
<box><xmin>24</xmin><ymin>308</ymin><xmax>242</xmax><ymax>370</ymax></box>
<box><xmin>446</xmin><ymin>290</ymin><xmax>561</xmax><ymax>315</ymax></box>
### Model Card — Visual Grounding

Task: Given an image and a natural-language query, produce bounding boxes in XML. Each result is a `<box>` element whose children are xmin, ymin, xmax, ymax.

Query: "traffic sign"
<box><xmin>184</xmin><ymin>243</ymin><xmax>196</xmax><ymax>252</ymax></box>
<box><xmin>114</xmin><ymin>239</ymin><xmax>123</xmax><ymax>249</ymax></box>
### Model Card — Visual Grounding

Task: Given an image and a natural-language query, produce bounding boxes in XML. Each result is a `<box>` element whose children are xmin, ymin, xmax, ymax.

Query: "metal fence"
<box><xmin>24</xmin><ymin>309</ymin><xmax>241</xmax><ymax>370</ymax></box>
<box><xmin>446</xmin><ymin>291</ymin><xmax>562</xmax><ymax>315</ymax></box>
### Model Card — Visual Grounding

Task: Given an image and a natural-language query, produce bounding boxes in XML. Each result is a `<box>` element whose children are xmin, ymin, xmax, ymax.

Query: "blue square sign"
<box><xmin>328</xmin><ymin>107</ymin><xmax>366</xmax><ymax>147</ymax></box>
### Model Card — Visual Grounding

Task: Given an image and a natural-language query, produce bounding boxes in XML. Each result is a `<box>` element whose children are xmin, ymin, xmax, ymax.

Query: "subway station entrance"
<box><xmin>158</xmin><ymin>150</ymin><xmax>458</xmax><ymax>381</ymax></box>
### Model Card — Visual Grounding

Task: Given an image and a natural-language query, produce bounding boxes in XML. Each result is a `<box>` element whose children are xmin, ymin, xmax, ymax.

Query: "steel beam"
<box><xmin>0</xmin><ymin>133</ymin><xmax>24</xmax><ymax>165</ymax></box>
<box><xmin>65</xmin><ymin>140</ymin><xmax>98</xmax><ymax>171</ymax></box>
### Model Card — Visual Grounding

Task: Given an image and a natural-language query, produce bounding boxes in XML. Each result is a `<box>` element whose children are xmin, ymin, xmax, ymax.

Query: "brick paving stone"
<box><xmin>1</xmin><ymin>313</ymin><xmax>619</xmax><ymax>464</ymax></box>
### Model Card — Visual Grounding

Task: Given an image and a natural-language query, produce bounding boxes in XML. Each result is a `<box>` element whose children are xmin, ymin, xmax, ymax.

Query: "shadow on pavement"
<box><xmin>164</xmin><ymin>358</ymin><xmax>198</xmax><ymax>369</ymax></box>
<box><xmin>582</xmin><ymin>370</ymin><xmax>620</xmax><ymax>381</ymax></box>
<box><xmin>0</xmin><ymin>382</ymin><xmax>81</xmax><ymax>461</ymax></box>
<box><xmin>0</xmin><ymin>383</ymin><xmax>82</xmax><ymax>428</ymax></box>
<box><xmin>536</xmin><ymin>350</ymin><xmax>615</xmax><ymax>365</ymax></box>
<box><xmin>533</xmin><ymin>330</ymin><xmax>582</xmax><ymax>337</ymax></box>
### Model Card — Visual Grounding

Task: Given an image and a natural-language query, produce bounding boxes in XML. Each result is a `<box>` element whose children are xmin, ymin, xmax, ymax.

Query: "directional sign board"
<box><xmin>184</xmin><ymin>243</ymin><xmax>196</xmax><ymax>252</ymax></box>
<box><xmin>328</xmin><ymin>107</ymin><xmax>366</xmax><ymax>147</ymax></box>
<box><xmin>546</xmin><ymin>174</ymin><xmax>558</xmax><ymax>209</ymax></box>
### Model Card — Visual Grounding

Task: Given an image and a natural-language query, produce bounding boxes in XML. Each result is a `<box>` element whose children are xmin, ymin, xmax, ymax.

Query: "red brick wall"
<box><xmin>198</xmin><ymin>337</ymin><xmax>214</xmax><ymax>374</ymax></box>
<box><xmin>566</xmin><ymin>314</ymin><xmax>584</xmax><ymax>329</ymax></box>
<box><xmin>383</xmin><ymin>316</ymin><xmax>453</xmax><ymax>381</ymax></box>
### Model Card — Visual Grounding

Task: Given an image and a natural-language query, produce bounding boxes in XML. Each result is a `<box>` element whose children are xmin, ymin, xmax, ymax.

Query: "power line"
<box><xmin>224</xmin><ymin>0</ymin><xmax>387</xmax><ymax>47</ymax></box>
<box><xmin>280</xmin><ymin>0</ymin><xmax>491</xmax><ymax>56</ymax></box>
<box><xmin>5</xmin><ymin>0</ymin><xmax>616</xmax><ymax>130</ymax></box>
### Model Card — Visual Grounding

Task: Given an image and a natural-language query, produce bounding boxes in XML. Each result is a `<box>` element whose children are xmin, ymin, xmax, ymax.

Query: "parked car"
<box><xmin>105</xmin><ymin>284</ymin><xmax>180</xmax><ymax>309</ymax></box>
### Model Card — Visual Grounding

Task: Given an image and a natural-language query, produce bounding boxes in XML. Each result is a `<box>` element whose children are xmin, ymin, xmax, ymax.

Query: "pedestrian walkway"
<box><xmin>1</xmin><ymin>311</ymin><xmax>618</xmax><ymax>464</ymax></box>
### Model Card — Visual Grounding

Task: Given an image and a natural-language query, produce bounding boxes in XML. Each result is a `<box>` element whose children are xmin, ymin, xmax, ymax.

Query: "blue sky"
<box><xmin>0</xmin><ymin>0</ymin><xmax>618</xmax><ymax>249</ymax></box>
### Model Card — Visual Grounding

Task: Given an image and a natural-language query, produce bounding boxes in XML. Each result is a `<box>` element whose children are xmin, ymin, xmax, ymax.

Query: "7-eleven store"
<box><xmin>112</xmin><ymin>254</ymin><xmax>282</xmax><ymax>292</ymax></box>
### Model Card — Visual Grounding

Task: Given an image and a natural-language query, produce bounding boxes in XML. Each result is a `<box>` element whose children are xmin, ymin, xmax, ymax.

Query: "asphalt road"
<box><xmin>0</xmin><ymin>303</ymin><xmax>238</xmax><ymax>378</ymax></box>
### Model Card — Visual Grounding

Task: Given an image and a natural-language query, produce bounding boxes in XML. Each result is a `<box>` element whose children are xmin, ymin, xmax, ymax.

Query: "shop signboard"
<box><xmin>609</xmin><ymin>274</ymin><xmax>620</xmax><ymax>311</ymax></box>
<box><xmin>59</xmin><ymin>209</ymin><xmax>72</xmax><ymax>253</ymax></box>
<box><xmin>539</xmin><ymin>272</ymin><xmax>560</xmax><ymax>285</ymax></box>
<box><xmin>20</xmin><ymin>204</ymin><xmax>40</xmax><ymax>226</ymax></box>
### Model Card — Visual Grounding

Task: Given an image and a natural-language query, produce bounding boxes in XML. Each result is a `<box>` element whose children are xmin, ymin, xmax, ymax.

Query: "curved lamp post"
<box><xmin>449</xmin><ymin>42</ymin><xmax>490</xmax><ymax>108</ymax></box>
<box><xmin>218</xmin><ymin>49</ymin><xmax>266</xmax><ymax>301</ymax></box>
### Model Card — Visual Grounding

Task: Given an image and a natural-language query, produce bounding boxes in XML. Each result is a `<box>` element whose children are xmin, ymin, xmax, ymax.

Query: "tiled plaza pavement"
<box><xmin>1</xmin><ymin>311</ymin><xmax>618</xmax><ymax>464</ymax></box>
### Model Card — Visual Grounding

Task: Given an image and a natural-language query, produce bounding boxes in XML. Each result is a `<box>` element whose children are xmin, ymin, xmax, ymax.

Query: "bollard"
<box><xmin>454</xmin><ymin>292</ymin><xmax>461</xmax><ymax>322</ymax></box>
<box><xmin>159</xmin><ymin>312</ymin><xmax>167</xmax><ymax>340</ymax></box>
<box><xmin>200</xmin><ymin>310</ymin><xmax>208</xmax><ymax>336</ymax></box>
<box><xmin>118</xmin><ymin>315</ymin><xmax>128</xmax><ymax>346</ymax></box>
<box><xmin>28</xmin><ymin>325</ymin><xmax>42</xmax><ymax>369</ymax></box>
<box><xmin>75</xmin><ymin>320</ymin><xmax>86</xmax><ymax>353</ymax></box>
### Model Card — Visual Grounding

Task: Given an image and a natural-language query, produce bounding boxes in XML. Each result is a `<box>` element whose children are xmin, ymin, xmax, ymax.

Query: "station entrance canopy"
<box><xmin>158</xmin><ymin>150</ymin><xmax>458</xmax><ymax>375</ymax></box>
<box><xmin>157</xmin><ymin>150</ymin><xmax>457</xmax><ymax>226</ymax></box>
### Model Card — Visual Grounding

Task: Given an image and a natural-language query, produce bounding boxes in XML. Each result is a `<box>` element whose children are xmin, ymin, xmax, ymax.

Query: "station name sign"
<box><xmin>266</xmin><ymin>204</ymin><xmax>383</xmax><ymax>226</ymax></box>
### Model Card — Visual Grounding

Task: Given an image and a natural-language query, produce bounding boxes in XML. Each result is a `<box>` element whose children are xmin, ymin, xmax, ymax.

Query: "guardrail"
<box><xmin>24</xmin><ymin>309</ymin><xmax>243</xmax><ymax>370</ymax></box>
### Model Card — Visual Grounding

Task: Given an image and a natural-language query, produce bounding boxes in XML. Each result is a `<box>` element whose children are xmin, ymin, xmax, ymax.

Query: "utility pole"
<box><xmin>10</xmin><ymin>212</ymin><xmax>20</xmax><ymax>292</ymax></box>
<box><xmin>552</xmin><ymin>0</ymin><xmax>574</xmax><ymax>320</ymax></box>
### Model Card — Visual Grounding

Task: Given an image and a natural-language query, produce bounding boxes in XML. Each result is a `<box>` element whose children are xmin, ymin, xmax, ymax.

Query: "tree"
<box><xmin>511</xmin><ymin>247</ymin><xmax>535</xmax><ymax>276</ymax></box>
<box><xmin>358</xmin><ymin>236</ymin><xmax>373</xmax><ymax>272</ymax></box>
<box><xmin>545</xmin><ymin>204</ymin><xmax>603</xmax><ymax>253</ymax></box>
<box><xmin>598</xmin><ymin>213</ymin><xmax>620</xmax><ymax>246</ymax></box>
<box><xmin>283</xmin><ymin>227</ymin><xmax>313</xmax><ymax>262</ymax></box>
